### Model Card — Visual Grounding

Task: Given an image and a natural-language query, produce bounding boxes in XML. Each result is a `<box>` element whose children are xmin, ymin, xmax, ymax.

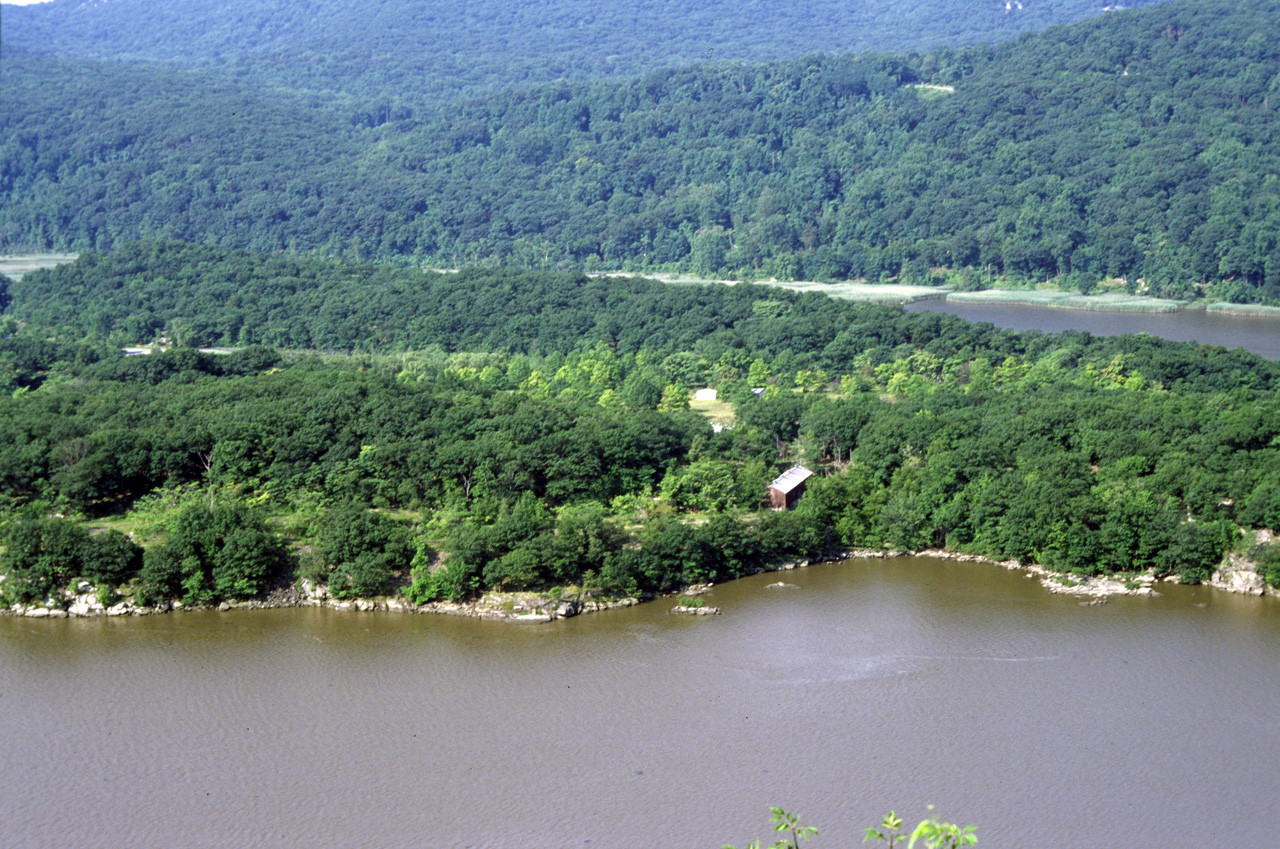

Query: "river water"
<box><xmin>905</xmin><ymin>299</ymin><xmax>1280</xmax><ymax>360</ymax></box>
<box><xmin>3</xmin><ymin>556</ymin><xmax>1278</xmax><ymax>848</ymax></box>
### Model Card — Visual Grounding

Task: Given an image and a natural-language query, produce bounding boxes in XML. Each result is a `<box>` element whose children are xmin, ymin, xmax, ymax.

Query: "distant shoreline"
<box><xmin>947</xmin><ymin>290</ymin><xmax>1280</xmax><ymax>316</ymax></box>
<box><xmin>945</xmin><ymin>290</ymin><xmax>1185</xmax><ymax>312</ymax></box>
<box><xmin>637</xmin><ymin>272</ymin><xmax>1280</xmax><ymax>315</ymax></box>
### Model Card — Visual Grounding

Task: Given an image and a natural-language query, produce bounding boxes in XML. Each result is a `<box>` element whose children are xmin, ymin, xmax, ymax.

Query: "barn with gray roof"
<box><xmin>767</xmin><ymin>465</ymin><xmax>813</xmax><ymax>510</ymax></box>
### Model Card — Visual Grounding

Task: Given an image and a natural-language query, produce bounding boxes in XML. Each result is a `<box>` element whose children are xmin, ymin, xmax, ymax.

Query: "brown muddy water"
<box><xmin>2</xmin><ymin>556</ymin><xmax>1278</xmax><ymax>848</ymax></box>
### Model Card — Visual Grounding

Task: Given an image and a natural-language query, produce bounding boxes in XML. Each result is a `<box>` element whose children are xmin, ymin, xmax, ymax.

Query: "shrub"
<box><xmin>315</xmin><ymin>503</ymin><xmax>414</xmax><ymax>599</ymax></box>
<box><xmin>1256</xmin><ymin>544</ymin><xmax>1280</xmax><ymax>589</ymax></box>
<box><xmin>1158</xmin><ymin>520</ymin><xmax>1235</xmax><ymax>584</ymax></box>
<box><xmin>139</xmin><ymin>501</ymin><xmax>290</xmax><ymax>604</ymax></box>
<box><xmin>406</xmin><ymin>559</ymin><xmax>479</xmax><ymax>603</ymax></box>
<box><xmin>0</xmin><ymin>519</ymin><xmax>142</xmax><ymax>605</ymax></box>
<box><xmin>81</xmin><ymin>530</ymin><xmax>144</xmax><ymax>586</ymax></box>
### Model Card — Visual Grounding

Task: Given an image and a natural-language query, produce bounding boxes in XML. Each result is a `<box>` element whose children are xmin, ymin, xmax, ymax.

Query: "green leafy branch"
<box><xmin>728</xmin><ymin>806</ymin><xmax>975</xmax><ymax>849</ymax></box>
<box><xmin>866</xmin><ymin>807</ymin><xmax>977</xmax><ymax>849</ymax></box>
<box><xmin>725</xmin><ymin>807</ymin><xmax>818</xmax><ymax>849</ymax></box>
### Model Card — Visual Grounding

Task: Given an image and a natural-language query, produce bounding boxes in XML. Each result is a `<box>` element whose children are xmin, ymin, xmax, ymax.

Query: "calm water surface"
<box><xmin>905</xmin><ymin>299</ymin><xmax>1280</xmax><ymax>360</ymax></box>
<box><xmin>2</xmin><ymin>557</ymin><xmax>1278</xmax><ymax>848</ymax></box>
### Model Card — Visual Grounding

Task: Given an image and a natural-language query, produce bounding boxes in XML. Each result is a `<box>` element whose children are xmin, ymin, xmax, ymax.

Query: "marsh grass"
<box><xmin>948</xmin><ymin>290</ymin><xmax>1185</xmax><ymax>312</ymax></box>
<box><xmin>643</xmin><ymin>272</ymin><xmax>947</xmax><ymax>303</ymax></box>
<box><xmin>769</xmin><ymin>280</ymin><xmax>945</xmax><ymax>302</ymax></box>
<box><xmin>0</xmin><ymin>254</ymin><xmax>79</xmax><ymax>281</ymax></box>
<box><xmin>1205</xmin><ymin>302</ymin><xmax>1280</xmax><ymax>316</ymax></box>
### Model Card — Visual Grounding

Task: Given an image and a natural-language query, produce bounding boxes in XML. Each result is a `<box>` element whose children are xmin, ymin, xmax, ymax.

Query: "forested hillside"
<box><xmin>1</xmin><ymin>0</ymin><xmax>1170</xmax><ymax>100</ymax></box>
<box><xmin>3</xmin><ymin>0</ymin><xmax>1278</xmax><ymax>301</ymax></box>
<box><xmin>3</xmin><ymin>246</ymin><xmax>1279</xmax><ymax>608</ymax></box>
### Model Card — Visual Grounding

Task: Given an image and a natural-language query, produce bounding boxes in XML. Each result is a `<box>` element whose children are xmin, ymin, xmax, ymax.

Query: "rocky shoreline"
<box><xmin>909</xmin><ymin>547</ymin><xmax>1274</xmax><ymax>600</ymax></box>
<box><xmin>4</xmin><ymin>546</ymin><xmax>1272</xmax><ymax>621</ymax></box>
<box><xmin>3</xmin><ymin>577</ymin><xmax>647</xmax><ymax>621</ymax></box>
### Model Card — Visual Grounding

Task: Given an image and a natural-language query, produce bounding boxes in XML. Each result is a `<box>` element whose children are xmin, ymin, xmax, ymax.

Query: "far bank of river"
<box><xmin>905</xmin><ymin>296</ymin><xmax>1280</xmax><ymax>360</ymax></box>
<box><xmin>655</xmin><ymin>274</ymin><xmax>1280</xmax><ymax>359</ymax></box>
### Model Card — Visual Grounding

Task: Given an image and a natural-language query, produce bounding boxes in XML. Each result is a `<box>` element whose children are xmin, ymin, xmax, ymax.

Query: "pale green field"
<box><xmin>689</xmin><ymin>396</ymin><xmax>736</xmax><ymax>426</ymax></box>
<box><xmin>947</xmin><ymin>290</ymin><xmax>1186</xmax><ymax>312</ymax></box>
<box><xmin>1204</xmin><ymin>302</ymin><xmax>1280</xmax><ymax>316</ymax></box>
<box><xmin>0</xmin><ymin>253</ymin><xmax>79</xmax><ymax>280</ymax></box>
<box><xmin>908</xmin><ymin>83</ymin><xmax>957</xmax><ymax>100</ymax></box>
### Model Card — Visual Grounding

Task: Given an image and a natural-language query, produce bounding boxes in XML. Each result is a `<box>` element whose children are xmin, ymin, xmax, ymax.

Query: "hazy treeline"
<box><xmin>4</xmin><ymin>0</ymin><xmax>1279</xmax><ymax>302</ymax></box>
<box><xmin>0</xmin><ymin>0</ymin><xmax>1168</xmax><ymax>101</ymax></box>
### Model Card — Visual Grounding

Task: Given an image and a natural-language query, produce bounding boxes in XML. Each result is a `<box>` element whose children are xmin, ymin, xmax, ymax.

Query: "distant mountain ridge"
<box><xmin>3</xmin><ymin>0</ymin><xmax>1277</xmax><ymax>303</ymax></box>
<box><xmin>2</xmin><ymin>0</ymin><xmax>1172</xmax><ymax>98</ymax></box>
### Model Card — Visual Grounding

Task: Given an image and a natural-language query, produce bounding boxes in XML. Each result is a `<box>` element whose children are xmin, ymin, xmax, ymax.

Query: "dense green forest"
<box><xmin>3</xmin><ymin>0</ymin><xmax>1280</xmax><ymax>611</ymax></box>
<box><xmin>3</xmin><ymin>0</ymin><xmax>1279</xmax><ymax>302</ymax></box>
<box><xmin>3</xmin><ymin>246</ymin><xmax>1279</xmax><ymax>609</ymax></box>
<box><xmin>1</xmin><ymin>0</ymin><xmax>1169</xmax><ymax>100</ymax></box>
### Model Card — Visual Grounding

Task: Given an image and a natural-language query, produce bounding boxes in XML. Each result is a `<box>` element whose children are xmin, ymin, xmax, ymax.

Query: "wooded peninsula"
<box><xmin>2</xmin><ymin>0</ymin><xmax>1279</xmax><ymax>614</ymax></box>
<box><xmin>1</xmin><ymin>244</ymin><xmax>1277</xmax><ymax>612</ymax></box>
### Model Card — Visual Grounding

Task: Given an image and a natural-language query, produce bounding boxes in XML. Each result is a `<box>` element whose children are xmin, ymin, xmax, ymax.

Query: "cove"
<box><xmin>905</xmin><ymin>298</ymin><xmax>1280</xmax><ymax>360</ymax></box>
<box><xmin>2</xmin><ymin>555</ymin><xmax>1278</xmax><ymax>848</ymax></box>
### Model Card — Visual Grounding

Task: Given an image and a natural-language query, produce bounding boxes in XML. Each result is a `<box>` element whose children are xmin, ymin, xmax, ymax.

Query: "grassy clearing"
<box><xmin>908</xmin><ymin>83</ymin><xmax>956</xmax><ymax>100</ymax></box>
<box><xmin>84</xmin><ymin>514</ymin><xmax>145</xmax><ymax>540</ymax></box>
<box><xmin>689</xmin><ymin>396</ymin><xmax>736</xmax><ymax>426</ymax></box>
<box><xmin>947</xmin><ymin>290</ymin><xmax>1186</xmax><ymax>312</ymax></box>
<box><xmin>0</xmin><ymin>254</ymin><xmax>79</xmax><ymax>281</ymax></box>
<box><xmin>1205</xmin><ymin>302</ymin><xmax>1280</xmax><ymax>316</ymax></box>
